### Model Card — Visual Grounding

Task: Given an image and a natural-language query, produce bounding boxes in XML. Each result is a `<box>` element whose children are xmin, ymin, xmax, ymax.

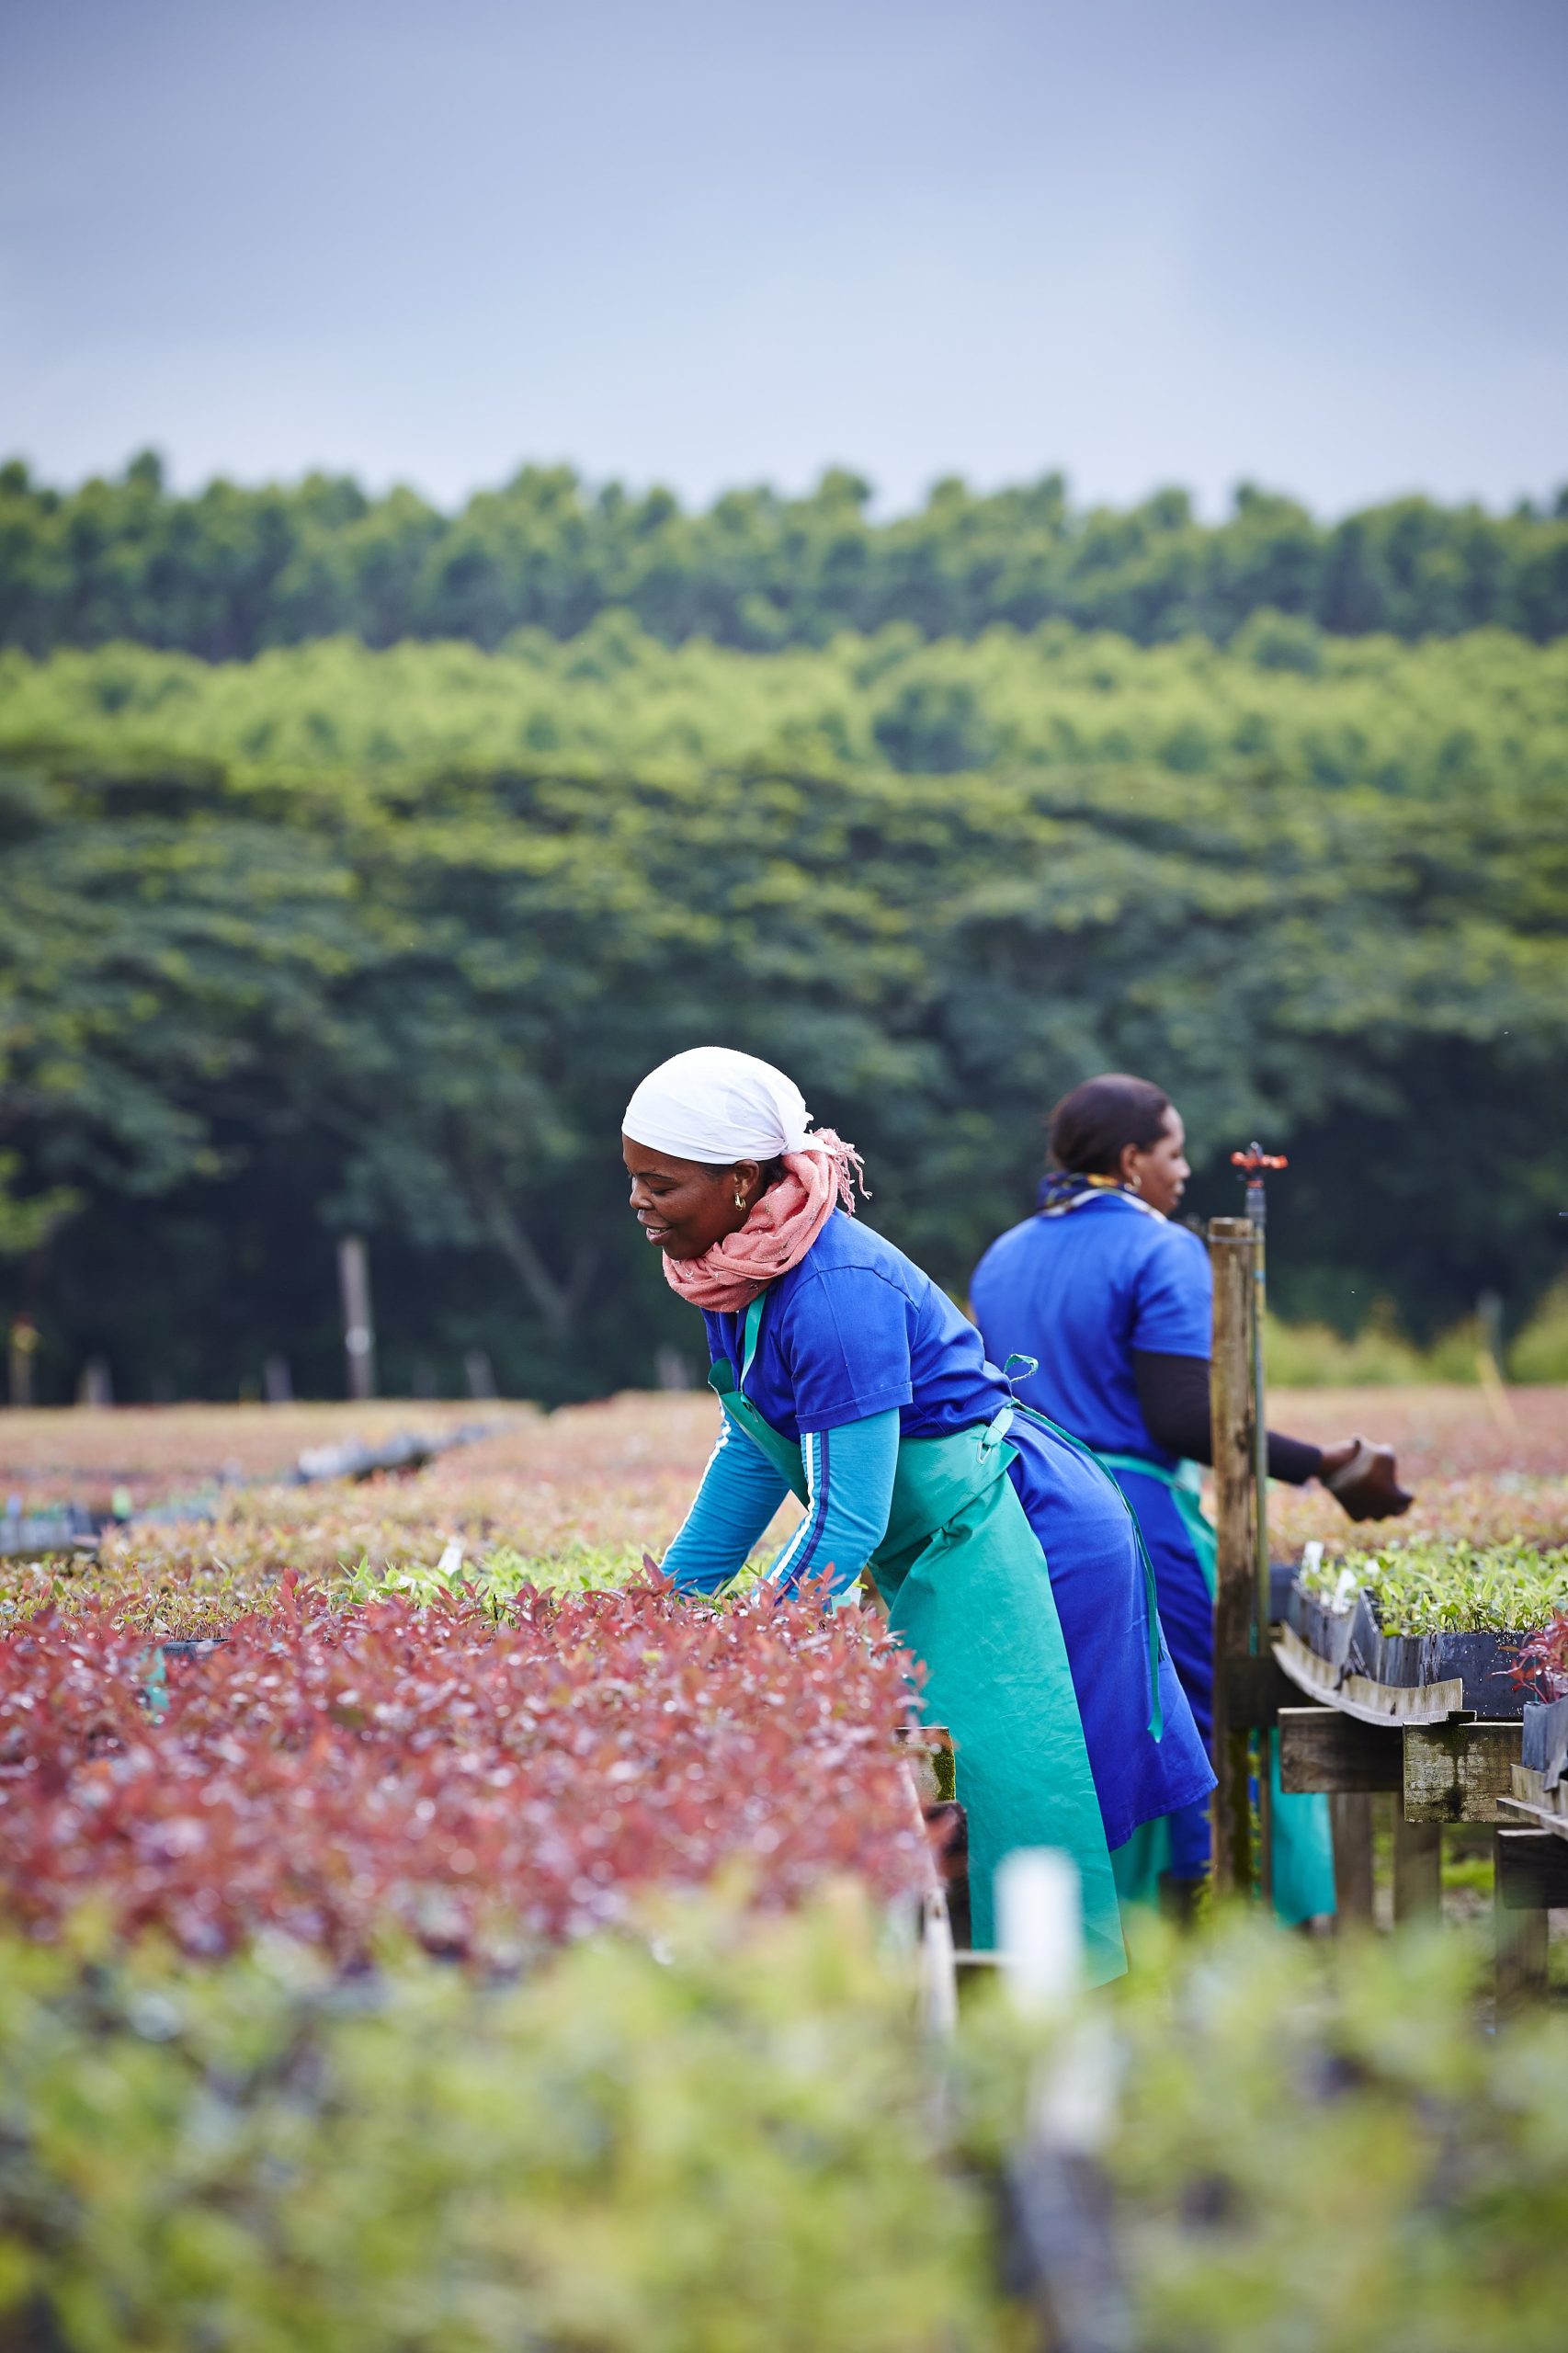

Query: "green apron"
<box><xmin>710</xmin><ymin>1297</ymin><xmax>1126</xmax><ymax>1980</ymax></box>
<box><xmin>1094</xmin><ymin>1453</ymin><xmax>1337</xmax><ymax>1926</ymax></box>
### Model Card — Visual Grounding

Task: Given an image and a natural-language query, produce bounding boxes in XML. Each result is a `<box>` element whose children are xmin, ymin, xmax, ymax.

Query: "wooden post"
<box><xmin>1493</xmin><ymin>1824</ymin><xmax>1568</xmax><ymax>1905</ymax></box>
<box><xmin>1330</xmin><ymin>1793</ymin><xmax>1376</xmax><ymax>1924</ymax></box>
<box><xmin>1392</xmin><ymin>1814</ymin><xmax>1442</xmax><ymax>1922</ymax></box>
<box><xmin>1209</xmin><ymin>1216</ymin><xmax>1257</xmax><ymax>1899</ymax></box>
<box><xmin>337</xmin><ymin>1235</ymin><xmax>376</xmax><ymax>1402</ymax></box>
<box><xmin>6</xmin><ymin>1315</ymin><xmax>39</xmax><ymax>1409</ymax></box>
<box><xmin>1244</xmin><ymin>1189</ymin><xmax>1273</xmax><ymax>1908</ymax></box>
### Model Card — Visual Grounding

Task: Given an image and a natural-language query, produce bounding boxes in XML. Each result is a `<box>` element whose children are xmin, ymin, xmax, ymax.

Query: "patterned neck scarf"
<box><xmin>1037</xmin><ymin>1170</ymin><xmax>1153</xmax><ymax>1217</ymax></box>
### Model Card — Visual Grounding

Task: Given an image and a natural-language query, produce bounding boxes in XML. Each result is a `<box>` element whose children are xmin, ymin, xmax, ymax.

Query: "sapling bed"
<box><xmin>1289</xmin><ymin>1538</ymin><xmax>1568</xmax><ymax>1714</ymax></box>
<box><xmin>0</xmin><ymin>1571</ymin><xmax>929</xmax><ymax>1963</ymax></box>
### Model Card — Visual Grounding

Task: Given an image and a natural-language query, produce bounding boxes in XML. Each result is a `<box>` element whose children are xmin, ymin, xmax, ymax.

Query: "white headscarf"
<box><xmin>622</xmin><ymin>1046</ymin><xmax>814</xmax><ymax>1163</ymax></box>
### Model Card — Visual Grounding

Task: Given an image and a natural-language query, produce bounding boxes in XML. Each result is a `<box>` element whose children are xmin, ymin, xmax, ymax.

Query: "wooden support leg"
<box><xmin>1212</xmin><ymin>1728</ymin><xmax>1255</xmax><ymax>1898</ymax></box>
<box><xmin>1494</xmin><ymin>1884</ymin><xmax>1550</xmax><ymax>2013</ymax></box>
<box><xmin>1330</xmin><ymin>1792</ymin><xmax>1375</xmax><ymax>1925</ymax></box>
<box><xmin>1493</xmin><ymin>1830</ymin><xmax>1551</xmax><ymax>2011</ymax></box>
<box><xmin>1392</xmin><ymin>1814</ymin><xmax>1441</xmax><ymax>1923</ymax></box>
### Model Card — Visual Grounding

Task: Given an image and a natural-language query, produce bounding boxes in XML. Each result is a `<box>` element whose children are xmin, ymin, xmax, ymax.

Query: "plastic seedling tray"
<box><xmin>1277</xmin><ymin>1581</ymin><xmax>1464</xmax><ymax>1725</ymax></box>
<box><xmin>1284</xmin><ymin>1575</ymin><xmax>1537</xmax><ymax>1718</ymax></box>
<box><xmin>1</xmin><ymin>1503</ymin><xmax>103</xmax><ymax>1559</ymax></box>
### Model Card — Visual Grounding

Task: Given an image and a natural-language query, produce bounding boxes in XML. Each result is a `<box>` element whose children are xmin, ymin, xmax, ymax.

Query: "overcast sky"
<box><xmin>2</xmin><ymin>0</ymin><xmax>1563</xmax><ymax>517</ymax></box>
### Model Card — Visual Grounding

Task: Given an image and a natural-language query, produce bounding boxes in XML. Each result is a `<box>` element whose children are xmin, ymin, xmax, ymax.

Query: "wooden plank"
<box><xmin>1498</xmin><ymin>1790</ymin><xmax>1568</xmax><ymax>1843</ymax></box>
<box><xmin>1392</xmin><ymin>1814</ymin><xmax>1441</xmax><ymax>1922</ymax></box>
<box><xmin>1330</xmin><ymin>1793</ymin><xmax>1376</xmax><ymax>1923</ymax></box>
<box><xmin>1209</xmin><ymin>1216</ymin><xmax>1257</xmax><ymax>1900</ymax></box>
<box><xmin>1278</xmin><ymin>1705</ymin><xmax>1401</xmax><ymax>1795</ymax></box>
<box><xmin>1494</xmin><ymin>1824</ymin><xmax>1568</xmax><ymax>1910</ymax></box>
<box><xmin>1273</xmin><ymin>1623</ymin><xmax>1466</xmax><ymax>1728</ymax></box>
<box><xmin>896</xmin><ymin>1722</ymin><xmax>956</xmax><ymax>1809</ymax></box>
<box><xmin>1402</xmin><ymin>1721</ymin><xmax>1521</xmax><ymax>1824</ymax></box>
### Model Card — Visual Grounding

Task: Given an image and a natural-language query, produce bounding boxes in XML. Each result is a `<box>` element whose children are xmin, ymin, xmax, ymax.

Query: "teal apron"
<box><xmin>710</xmin><ymin>1297</ymin><xmax>1126</xmax><ymax>1980</ymax></box>
<box><xmin>1094</xmin><ymin>1453</ymin><xmax>1337</xmax><ymax>1925</ymax></box>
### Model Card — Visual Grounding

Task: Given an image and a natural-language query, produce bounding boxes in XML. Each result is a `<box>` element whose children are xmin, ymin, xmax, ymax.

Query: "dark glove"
<box><xmin>1322</xmin><ymin>1439</ymin><xmax>1414</xmax><ymax>1522</ymax></box>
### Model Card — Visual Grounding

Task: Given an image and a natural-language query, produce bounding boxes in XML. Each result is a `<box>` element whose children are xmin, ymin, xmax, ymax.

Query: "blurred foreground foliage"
<box><xmin>0</xmin><ymin>634</ymin><xmax>1562</xmax><ymax>1402</ymax></box>
<box><xmin>0</xmin><ymin>1892</ymin><xmax>998</xmax><ymax>2353</ymax></box>
<box><xmin>1093</xmin><ymin>1916</ymin><xmax>1568</xmax><ymax>2352</ymax></box>
<box><xmin>4</xmin><ymin>1895</ymin><xmax>1568</xmax><ymax>2353</ymax></box>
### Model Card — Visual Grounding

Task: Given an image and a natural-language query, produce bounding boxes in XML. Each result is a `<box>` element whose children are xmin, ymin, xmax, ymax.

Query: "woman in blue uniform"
<box><xmin>970</xmin><ymin>1072</ymin><xmax>1413</xmax><ymax>1919</ymax></box>
<box><xmin>624</xmin><ymin>1046</ymin><xmax>1213</xmax><ymax>1975</ymax></box>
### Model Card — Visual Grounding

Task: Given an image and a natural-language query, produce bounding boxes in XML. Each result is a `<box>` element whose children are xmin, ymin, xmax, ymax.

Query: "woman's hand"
<box><xmin>1317</xmin><ymin>1438</ymin><xmax>1415</xmax><ymax>1521</ymax></box>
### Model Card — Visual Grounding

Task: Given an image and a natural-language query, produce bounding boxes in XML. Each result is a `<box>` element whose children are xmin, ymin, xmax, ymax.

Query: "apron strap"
<box><xmin>1096</xmin><ymin>1451</ymin><xmax>1217</xmax><ymax>1602</ymax></box>
<box><xmin>739</xmin><ymin>1293</ymin><xmax>765</xmax><ymax>1394</ymax></box>
<box><xmin>1012</xmin><ymin>1404</ymin><xmax>1165</xmax><ymax>1743</ymax></box>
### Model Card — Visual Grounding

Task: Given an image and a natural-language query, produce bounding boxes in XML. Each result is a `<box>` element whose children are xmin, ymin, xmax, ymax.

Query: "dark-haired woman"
<box><xmin>625</xmin><ymin>1046</ymin><xmax>1215</xmax><ymax>1978</ymax></box>
<box><xmin>970</xmin><ymin>1073</ymin><xmax>1413</xmax><ymax>1920</ymax></box>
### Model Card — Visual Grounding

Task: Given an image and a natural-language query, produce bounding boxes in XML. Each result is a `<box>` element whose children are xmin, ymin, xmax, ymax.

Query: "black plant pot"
<box><xmin>1432</xmin><ymin>1631</ymin><xmax>1532</xmax><ymax>1718</ymax></box>
<box><xmin>1287</xmin><ymin>1579</ymin><xmax>1533</xmax><ymax>1714</ymax></box>
<box><xmin>1521</xmin><ymin>1694</ymin><xmax>1568</xmax><ymax>1784</ymax></box>
<box><xmin>1286</xmin><ymin>1582</ymin><xmax>1358</xmax><ymax>1675</ymax></box>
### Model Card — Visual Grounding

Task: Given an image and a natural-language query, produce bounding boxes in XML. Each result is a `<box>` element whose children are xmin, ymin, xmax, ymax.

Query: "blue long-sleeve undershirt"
<box><xmin>661</xmin><ymin>1407</ymin><xmax>901</xmax><ymax>1605</ymax></box>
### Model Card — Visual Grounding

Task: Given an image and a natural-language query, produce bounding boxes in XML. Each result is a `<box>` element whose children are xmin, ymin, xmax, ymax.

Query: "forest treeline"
<box><xmin>4</xmin><ymin>451</ymin><xmax>1567</xmax><ymax>662</ymax></box>
<box><xmin>5</xmin><ymin>621</ymin><xmax>1563</xmax><ymax>790</ymax></box>
<box><xmin>2</xmin><ymin>676</ymin><xmax>1562</xmax><ymax>1404</ymax></box>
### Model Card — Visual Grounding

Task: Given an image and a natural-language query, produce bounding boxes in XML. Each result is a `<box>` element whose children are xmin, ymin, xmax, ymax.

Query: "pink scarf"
<box><xmin>663</xmin><ymin>1131</ymin><xmax>868</xmax><ymax>1313</ymax></box>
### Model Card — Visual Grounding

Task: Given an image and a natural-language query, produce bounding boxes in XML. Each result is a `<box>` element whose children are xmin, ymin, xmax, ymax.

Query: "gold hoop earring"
<box><xmin>733</xmin><ymin>1188</ymin><xmax>746</xmax><ymax>1211</ymax></box>
<box><xmin>1128</xmin><ymin>1171</ymin><xmax>1142</xmax><ymax>1193</ymax></box>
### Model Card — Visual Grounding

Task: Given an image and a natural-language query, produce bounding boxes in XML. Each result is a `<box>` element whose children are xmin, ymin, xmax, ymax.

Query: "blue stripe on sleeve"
<box><xmin>767</xmin><ymin>1408</ymin><xmax>900</xmax><ymax>1603</ymax></box>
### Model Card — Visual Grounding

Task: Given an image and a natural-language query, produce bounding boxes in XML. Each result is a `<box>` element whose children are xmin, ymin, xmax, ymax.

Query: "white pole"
<box><xmin>995</xmin><ymin>1847</ymin><xmax>1082</xmax><ymax>2014</ymax></box>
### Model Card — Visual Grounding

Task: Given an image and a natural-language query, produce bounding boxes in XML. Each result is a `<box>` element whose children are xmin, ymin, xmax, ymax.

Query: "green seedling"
<box><xmin>1298</xmin><ymin>1537</ymin><xmax>1568</xmax><ymax>1636</ymax></box>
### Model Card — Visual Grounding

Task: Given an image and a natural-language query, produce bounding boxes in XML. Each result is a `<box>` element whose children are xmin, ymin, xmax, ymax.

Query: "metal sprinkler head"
<box><xmin>1230</xmin><ymin>1142</ymin><xmax>1289</xmax><ymax>1177</ymax></box>
<box><xmin>1231</xmin><ymin>1141</ymin><xmax>1287</xmax><ymax>1232</ymax></box>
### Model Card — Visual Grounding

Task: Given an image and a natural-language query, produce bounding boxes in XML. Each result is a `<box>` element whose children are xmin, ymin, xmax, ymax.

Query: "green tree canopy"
<box><xmin>3</xmin><ymin>667</ymin><xmax>1562</xmax><ymax>1402</ymax></box>
<box><xmin>3</xmin><ymin>454</ymin><xmax>1566</xmax><ymax>661</ymax></box>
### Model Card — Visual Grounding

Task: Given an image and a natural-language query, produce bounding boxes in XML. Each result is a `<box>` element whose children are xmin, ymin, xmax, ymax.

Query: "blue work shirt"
<box><xmin>970</xmin><ymin>1194</ymin><xmax>1211</xmax><ymax>1466</ymax></box>
<box><xmin>703</xmin><ymin>1211</ymin><xmax>1004</xmax><ymax>1440</ymax></box>
<box><xmin>703</xmin><ymin>1207</ymin><xmax>1214</xmax><ymax>1849</ymax></box>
